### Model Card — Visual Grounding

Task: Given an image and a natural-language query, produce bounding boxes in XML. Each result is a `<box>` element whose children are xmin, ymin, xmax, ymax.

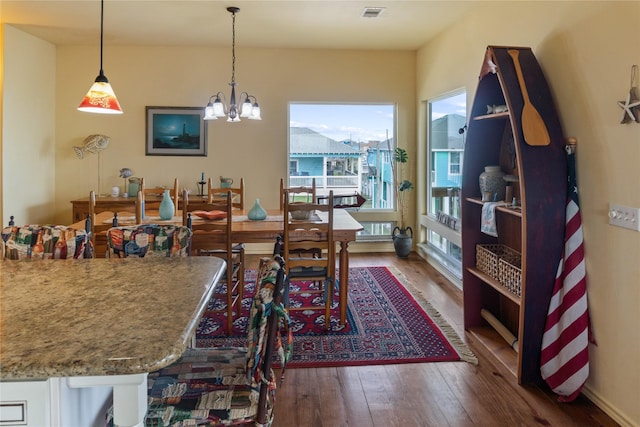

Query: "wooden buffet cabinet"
<box><xmin>461</xmin><ymin>46</ymin><xmax>567</xmax><ymax>384</ymax></box>
<box><xmin>70</xmin><ymin>194</ymin><xmax>167</xmax><ymax>223</ymax></box>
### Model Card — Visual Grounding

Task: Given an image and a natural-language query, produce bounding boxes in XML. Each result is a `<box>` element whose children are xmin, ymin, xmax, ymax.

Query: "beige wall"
<box><xmin>2</xmin><ymin>25</ymin><xmax>57</xmax><ymax>225</ymax></box>
<box><xmin>416</xmin><ymin>2</ymin><xmax>639</xmax><ymax>425</ymax></box>
<box><xmin>53</xmin><ymin>46</ymin><xmax>415</xmax><ymax>228</ymax></box>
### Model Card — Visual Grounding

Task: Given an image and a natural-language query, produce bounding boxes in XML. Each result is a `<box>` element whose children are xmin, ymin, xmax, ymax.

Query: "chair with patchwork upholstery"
<box><xmin>282</xmin><ymin>190</ymin><xmax>336</xmax><ymax>330</ymax></box>
<box><xmin>1</xmin><ymin>223</ymin><xmax>90</xmax><ymax>260</ymax></box>
<box><xmin>105</xmin><ymin>224</ymin><xmax>191</xmax><ymax>258</ymax></box>
<box><xmin>183</xmin><ymin>189</ymin><xmax>245</xmax><ymax>334</ymax></box>
<box><xmin>143</xmin><ymin>256</ymin><xmax>289</xmax><ymax>427</ymax></box>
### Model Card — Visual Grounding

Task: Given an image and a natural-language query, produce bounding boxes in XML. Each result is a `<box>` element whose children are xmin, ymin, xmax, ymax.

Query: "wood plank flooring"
<box><xmin>246</xmin><ymin>253</ymin><xmax>618</xmax><ymax>427</ymax></box>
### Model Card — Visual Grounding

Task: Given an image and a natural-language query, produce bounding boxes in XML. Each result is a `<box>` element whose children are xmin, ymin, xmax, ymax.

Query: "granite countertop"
<box><xmin>0</xmin><ymin>257</ymin><xmax>225</xmax><ymax>380</ymax></box>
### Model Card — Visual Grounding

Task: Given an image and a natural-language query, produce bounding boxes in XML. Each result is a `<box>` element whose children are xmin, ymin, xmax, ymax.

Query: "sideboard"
<box><xmin>70</xmin><ymin>194</ymin><xmax>166</xmax><ymax>223</ymax></box>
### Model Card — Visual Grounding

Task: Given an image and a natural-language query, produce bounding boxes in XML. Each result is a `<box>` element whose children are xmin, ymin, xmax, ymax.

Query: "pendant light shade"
<box><xmin>203</xmin><ymin>7</ymin><xmax>261</xmax><ymax>122</ymax></box>
<box><xmin>78</xmin><ymin>0</ymin><xmax>123</xmax><ymax>114</ymax></box>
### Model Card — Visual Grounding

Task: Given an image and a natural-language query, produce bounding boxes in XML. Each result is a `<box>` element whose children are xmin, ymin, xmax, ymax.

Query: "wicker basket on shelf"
<box><xmin>475</xmin><ymin>243</ymin><xmax>521</xmax><ymax>291</ymax></box>
<box><xmin>499</xmin><ymin>250</ymin><xmax>522</xmax><ymax>297</ymax></box>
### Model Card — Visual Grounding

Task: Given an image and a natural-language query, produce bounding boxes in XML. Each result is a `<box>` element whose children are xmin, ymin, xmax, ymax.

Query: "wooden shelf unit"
<box><xmin>461</xmin><ymin>46</ymin><xmax>567</xmax><ymax>384</ymax></box>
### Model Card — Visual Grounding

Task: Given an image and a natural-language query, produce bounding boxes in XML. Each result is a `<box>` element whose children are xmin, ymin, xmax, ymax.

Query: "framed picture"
<box><xmin>146</xmin><ymin>106</ymin><xmax>207</xmax><ymax>156</ymax></box>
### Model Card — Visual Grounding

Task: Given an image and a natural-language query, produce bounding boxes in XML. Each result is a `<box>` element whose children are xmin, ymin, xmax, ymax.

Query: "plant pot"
<box><xmin>392</xmin><ymin>226</ymin><xmax>413</xmax><ymax>258</ymax></box>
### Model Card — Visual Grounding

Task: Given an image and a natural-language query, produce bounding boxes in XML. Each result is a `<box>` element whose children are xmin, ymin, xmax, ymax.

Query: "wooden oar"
<box><xmin>508</xmin><ymin>49</ymin><xmax>550</xmax><ymax>146</ymax></box>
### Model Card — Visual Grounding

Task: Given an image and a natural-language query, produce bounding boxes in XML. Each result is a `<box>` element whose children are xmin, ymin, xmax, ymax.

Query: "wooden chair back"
<box><xmin>207</xmin><ymin>177</ymin><xmax>245</xmax><ymax>209</ymax></box>
<box><xmin>283</xmin><ymin>190</ymin><xmax>335</xmax><ymax>329</ymax></box>
<box><xmin>140</xmin><ymin>177</ymin><xmax>179</xmax><ymax>214</ymax></box>
<box><xmin>89</xmin><ymin>190</ymin><xmax>143</xmax><ymax>257</ymax></box>
<box><xmin>280</xmin><ymin>177</ymin><xmax>316</xmax><ymax>210</ymax></box>
<box><xmin>183</xmin><ymin>190</ymin><xmax>234</xmax><ymax>255</ymax></box>
<box><xmin>183</xmin><ymin>189</ymin><xmax>245</xmax><ymax>333</ymax></box>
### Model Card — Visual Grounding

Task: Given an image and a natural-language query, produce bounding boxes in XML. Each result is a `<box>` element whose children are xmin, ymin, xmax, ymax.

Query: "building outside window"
<box><xmin>289</xmin><ymin>103</ymin><xmax>397</xmax><ymax>240</ymax></box>
<box><xmin>419</xmin><ymin>91</ymin><xmax>466</xmax><ymax>287</ymax></box>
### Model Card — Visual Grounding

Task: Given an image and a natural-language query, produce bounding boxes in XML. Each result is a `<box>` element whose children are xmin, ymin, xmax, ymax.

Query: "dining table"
<box><xmin>69</xmin><ymin>207</ymin><xmax>364</xmax><ymax>326</ymax></box>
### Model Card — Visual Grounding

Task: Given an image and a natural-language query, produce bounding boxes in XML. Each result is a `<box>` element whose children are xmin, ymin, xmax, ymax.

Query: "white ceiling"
<box><xmin>1</xmin><ymin>1</ymin><xmax>478</xmax><ymax>50</ymax></box>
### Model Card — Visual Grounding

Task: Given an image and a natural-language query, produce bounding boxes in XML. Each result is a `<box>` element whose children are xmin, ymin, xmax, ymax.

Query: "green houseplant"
<box><xmin>391</xmin><ymin>147</ymin><xmax>414</xmax><ymax>257</ymax></box>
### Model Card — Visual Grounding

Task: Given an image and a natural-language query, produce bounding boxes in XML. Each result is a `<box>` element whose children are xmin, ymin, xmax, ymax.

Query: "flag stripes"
<box><xmin>540</xmin><ymin>145</ymin><xmax>591</xmax><ymax>403</ymax></box>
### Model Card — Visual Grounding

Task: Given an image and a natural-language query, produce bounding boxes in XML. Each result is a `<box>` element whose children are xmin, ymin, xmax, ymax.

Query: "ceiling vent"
<box><xmin>361</xmin><ymin>7</ymin><xmax>385</xmax><ymax>18</ymax></box>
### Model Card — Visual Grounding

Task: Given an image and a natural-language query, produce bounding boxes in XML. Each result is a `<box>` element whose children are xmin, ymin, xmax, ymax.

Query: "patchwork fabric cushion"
<box><xmin>1</xmin><ymin>225</ymin><xmax>89</xmax><ymax>260</ymax></box>
<box><xmin>106</xmin><ymin>225</ymin><xmax>192</xmax><ymax>258</ymax></box>
<box><xmin>138</xmin><ymin>256</ymin><xmax>290</xmax><ymax>427</ymax></box>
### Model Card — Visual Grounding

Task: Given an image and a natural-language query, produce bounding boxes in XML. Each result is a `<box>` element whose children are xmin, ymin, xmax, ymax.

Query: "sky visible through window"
<box><xmin>430</xmin><ymin>92</ymin><xmax>467</xmax><ymax>119</ymax></box>
<box><xmin>290</xmin><ymin>103</ymin><xmax>395</xmax><ymax>143</ymax></box>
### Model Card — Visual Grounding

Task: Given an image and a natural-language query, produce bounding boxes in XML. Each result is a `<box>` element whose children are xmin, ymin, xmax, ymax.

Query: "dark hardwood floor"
<box><xmin>247</xmin><ymin>252</ymin><xmax>618</xmax><ymax>427</ymax></box>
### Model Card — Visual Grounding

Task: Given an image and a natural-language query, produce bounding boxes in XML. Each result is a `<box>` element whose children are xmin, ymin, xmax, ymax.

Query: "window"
<box><xmin>288</xmin><ymin>103</ymin><xmax>396</xmax><ymax>211</ymax></box>
<box><xmin>289</xmin><ymin>160</ymin><xmax>299</xmax><ymax>175</ymax></box>
<box><xmin>449</xmin><ymin>152</ymin><xmax>461</xmax><ymax>175</ymax></box>
<box><xmin>419</xmin><ymin>91</ymin><xmax>466</xmax><ymax>287</ymax></box>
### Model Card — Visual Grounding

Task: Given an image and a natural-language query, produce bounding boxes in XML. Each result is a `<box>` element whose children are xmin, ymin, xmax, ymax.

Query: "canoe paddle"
<box><xmin>508</xmin><ymin>49</ymin><xmax>550</xmax><ymax>146</ymax></box>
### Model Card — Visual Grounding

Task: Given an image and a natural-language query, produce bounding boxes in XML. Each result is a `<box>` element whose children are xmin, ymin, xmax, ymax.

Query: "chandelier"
<box><xmin>204</xmin><ymin>7</ymin><xmax>261</xmax><ymax>122</ymax></box>
<box><xmin>77</xmin><ymin>0</ymin><xmax>123</xmax><ymax>114</ymax></box>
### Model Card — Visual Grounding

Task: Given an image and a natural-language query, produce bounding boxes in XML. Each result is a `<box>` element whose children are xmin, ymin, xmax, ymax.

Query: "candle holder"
<box><xmin>197</xmin><ymin>180</ymin><xmax>206</xmax><ymax>197</ymax></box>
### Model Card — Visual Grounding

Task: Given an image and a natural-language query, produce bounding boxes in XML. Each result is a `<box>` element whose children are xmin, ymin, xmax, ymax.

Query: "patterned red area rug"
<box><xmin>196</xmin><ymin>266</ymin><xmax>477</xmax><ymax>367</ymax></box>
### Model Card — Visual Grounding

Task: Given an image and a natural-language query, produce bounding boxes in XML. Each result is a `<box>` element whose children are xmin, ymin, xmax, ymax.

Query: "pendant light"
<box><xmin>204</xmin><ymin>7</ymin><xmax>261</xmax><ymax>122</ymax></box>
<box><xmin>78</xmin><ymin>0</ymin><xmax>123</xmax><ymax>114</ymax></box>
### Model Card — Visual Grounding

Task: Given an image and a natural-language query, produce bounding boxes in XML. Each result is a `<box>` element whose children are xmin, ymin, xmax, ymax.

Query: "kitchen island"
<box><xmin>0</xmin><ymin>257</ymin><xmax>225</xmax><ymax>426</ymax></box>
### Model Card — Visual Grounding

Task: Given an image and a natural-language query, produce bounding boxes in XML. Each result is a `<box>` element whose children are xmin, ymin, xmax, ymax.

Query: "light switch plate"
<box><xmin>608</xmin><ymin>203</ymin><xmax>640</xmax><ymax>231</ymax></box>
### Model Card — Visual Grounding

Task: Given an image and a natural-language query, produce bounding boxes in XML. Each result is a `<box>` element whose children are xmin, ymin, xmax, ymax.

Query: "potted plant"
<box><xmin>390</xmin><ymin>146</ymin><xmax>414</xmax><ymax>257</ymax></box>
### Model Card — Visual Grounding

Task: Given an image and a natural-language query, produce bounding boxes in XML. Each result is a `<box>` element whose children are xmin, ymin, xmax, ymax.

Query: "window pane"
<box><xmin>289</xmin><ymin>103</ymin><xmax>395</xmax><ymax>211</ymax></box>
<box><xmin>428</xmin><ymin>93</ymin><xmax>466</xmax><ymax>219</ymax></box>
<box><xmin>421</xmin><ymin>91</ymin><xmax>466</xmax><ymax>287</ymax></box>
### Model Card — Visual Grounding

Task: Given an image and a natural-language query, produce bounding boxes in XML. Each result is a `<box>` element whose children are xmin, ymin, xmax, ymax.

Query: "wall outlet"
<box><xmin>608</xmin><ymin>203</ymin><xmax>640</xmax><ymax>231</ymax></box>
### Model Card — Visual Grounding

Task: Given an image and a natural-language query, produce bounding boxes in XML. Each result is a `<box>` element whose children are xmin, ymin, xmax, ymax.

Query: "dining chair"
<box><xmin>182</xmin><ymin>189</ymin><xmax>245</xmax><ymax>334</ymax></box>
<box><xmin>105</xmin><ymin>224</ymin><xmax>192</xmax><ymax>258</ymax></box>
<box><xmin>140</xmin><ymin>177</ymin><xmax>179</xmax><ymax>215</ymax></box>
<box><xmin>279</xmin><ymin>177</ymin><xmax>316</xmax><ymax>210</ymax></box>
<box><xmin>282</xmin><ymin>190</ymin><xmax>335</xmax><ymax>330</ymax></box>
<box><xmin>143</xmin><ymin>256</ymin><xmax>289</xmax><ymax>427</ymax></box>
<box><xmin>1</xmin><ymin>223</ymin><xmax>90</xmax><ymax>260</ymax></box>
<box><xmin>88</xmin><ymin>190</ymin><xmax>143</xmax><ymax>257</ymax></box>
<box><xmin>207</xmin><ymin>177</ymin><xmax>245</xmax><ymax>209</ymax></box>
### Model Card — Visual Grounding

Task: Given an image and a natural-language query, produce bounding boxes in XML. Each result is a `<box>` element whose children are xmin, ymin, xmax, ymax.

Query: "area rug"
<box><xmin>196</xmin><ymin>266</ymin><xmax>477</xmax><ymax>368</ymax></box>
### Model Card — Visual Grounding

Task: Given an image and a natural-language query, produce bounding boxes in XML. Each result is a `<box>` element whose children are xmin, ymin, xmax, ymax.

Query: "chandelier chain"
<box><xmin>231</xmin><ymin>10</ymin><xmax>236</xmax><ymax>85</ymax></box>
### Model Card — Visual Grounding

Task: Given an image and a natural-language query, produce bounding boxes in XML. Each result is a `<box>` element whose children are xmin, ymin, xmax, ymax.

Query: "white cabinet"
<box><xmin>0</xmin><ymin>379</ymin><xmax>51</xmax><ymax>426</ymax></box>
<box><xmin>0</xmin><ymin>379</ymin><xmax>111</xmax><ymax>427</ymax></box>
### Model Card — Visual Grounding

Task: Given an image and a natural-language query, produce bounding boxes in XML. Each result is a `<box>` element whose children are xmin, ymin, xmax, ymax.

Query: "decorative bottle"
<box><xmin>248</xmin><ymin>198</ymin><xmax>267</xmax><ymax>221</ymax></box>
<box><xmin>159</xmin><ymin>189</ymin><xmax>175</xmax><ymax>220</ymax></box>
<box><xmin>479</xmin><ymin>165</ymin><xmax>506</xmax><ymax>202</ymax></box>
<box><xmin>53</xmin><ymin>230</ymin><xmax>68</xmax><ymax>259</ymax></box>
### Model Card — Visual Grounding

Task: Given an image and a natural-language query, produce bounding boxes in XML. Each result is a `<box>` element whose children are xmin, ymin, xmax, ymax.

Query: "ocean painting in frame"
<box><xmin>146</xmin><ymin>106</ymin><xmax>207</xmax><ymax>156</ymax></box>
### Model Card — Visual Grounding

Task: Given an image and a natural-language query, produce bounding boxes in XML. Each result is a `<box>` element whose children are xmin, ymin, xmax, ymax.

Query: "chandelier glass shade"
<box><xmin>78</xmin><ymin>0</ymin><xmax>122</xmax><ymax>114</ymax></box>
<box><xmin>203</xmin><ymin>7</ymin><xmax>261</xmax><ymax>122</ymax></box>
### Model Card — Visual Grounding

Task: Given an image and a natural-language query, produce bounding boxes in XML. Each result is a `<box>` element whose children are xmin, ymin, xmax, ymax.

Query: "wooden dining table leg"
<box><xmin>338</xmin><ymin>240</ymin><xmax>350</xmax><ymax>325</ymax></box>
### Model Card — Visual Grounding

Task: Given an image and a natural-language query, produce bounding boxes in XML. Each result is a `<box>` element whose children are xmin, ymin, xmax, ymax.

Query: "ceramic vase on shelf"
<box><xmin>248</xmin><ymin>199</ymin><xmax>267</xmax><ymax>221</ymax></box>
<box><xmin>479</xmin><ymin>165</ymin><xmax>506</xmax><ymax>202</ymax></box>
<box><xmin>159</xmin><ymin>189</ymin><xmax>175</xmax><ymax>220</ymax></box>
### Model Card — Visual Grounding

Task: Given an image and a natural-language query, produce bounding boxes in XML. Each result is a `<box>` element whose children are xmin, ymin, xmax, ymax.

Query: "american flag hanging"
<box><xmin>540</xmin><ymin>142</ymin><xmax>594</xmax><ymax>402</ymax></box>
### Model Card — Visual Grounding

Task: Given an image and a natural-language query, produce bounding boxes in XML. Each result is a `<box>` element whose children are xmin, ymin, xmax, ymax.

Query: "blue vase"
<box><xmin>248</xmin><ymin>198</ymin><xmax>267</xmax><ymax>221</ymax></box>
<box><xmin>159</xmin><ymin>189</ymin><xmax>175</xmax><ymax>220</ymax></box>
